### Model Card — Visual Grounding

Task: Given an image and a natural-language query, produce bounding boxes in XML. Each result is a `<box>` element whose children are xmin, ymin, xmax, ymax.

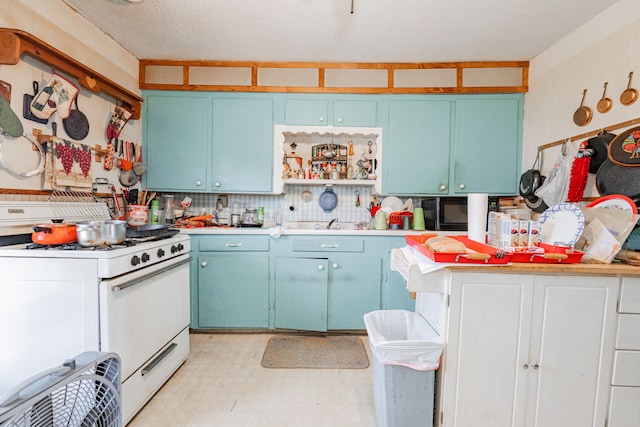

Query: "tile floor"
<box><xmin>128</xmin><ymin>332</ymin><xmax>376</xmax><ymax>427</ymax></box>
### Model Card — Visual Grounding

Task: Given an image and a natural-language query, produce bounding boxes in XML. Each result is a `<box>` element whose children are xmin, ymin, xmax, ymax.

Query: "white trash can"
<box><xmin>364</xmin><ymin>310</ymin><xmax>443</xmax><ymax>427</ymax></box>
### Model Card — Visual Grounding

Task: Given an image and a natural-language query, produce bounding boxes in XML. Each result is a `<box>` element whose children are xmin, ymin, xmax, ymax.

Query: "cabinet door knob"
<box><xmin>336</xmin><ymin>117</ymin><xmax>343</xmax><ymax>123</ymax></box>
<box><xmin>200</xmin><ymin>261</ymin><xmax>208</xmax><ymax>267</ymax></box>
<box><xmin>532</xmin><ymin>362</ymin><xmax>539</xmax><ymax>369</ymax></box>
<box><xmin>521</xmin><ymin>362</ymin><xmax>529</xmax><ymax>369</ymax></box>
<box><xmin>332</xmin><ymin>263</ymin><xmax>338</xmax><ymax>269</ymax></box>
<box><xmin>439</xmin><ymin>184</ymin><xmax>447</xmax><ymax>191</ymax></box>
<box><xmin>459</xmin><ymin>184</ymin><xmax>465</xmax><ymax>189</ymax></box>
<box><xmin>196</xmin><ymin>180</ymin><xmax>202</xmax><ymax>186</ymax></box>
<box><xmin>214</xmin><ymin>181</ymin><xmax>221</xmax><ymax>187</ymax></box>
<box><xmin>317</xmin><ymin>265</ymin><xmax>325</xmax><ymax>271</ymax></box>
<box><xmin>319</xmin><ymin>116</ymin><xmax>325</xmax><ymax>123</ymax></box>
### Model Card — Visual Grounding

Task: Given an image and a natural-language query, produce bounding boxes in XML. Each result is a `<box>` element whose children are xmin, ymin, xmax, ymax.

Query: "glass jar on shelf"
<box><xmin>163</xmin><ymin>194</ymin><xmax>175</xmax><ymax>224</ymax></box>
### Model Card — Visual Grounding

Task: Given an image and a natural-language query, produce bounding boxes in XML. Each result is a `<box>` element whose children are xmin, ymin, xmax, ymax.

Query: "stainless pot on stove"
<box><xmin>76</xmin><ymin>220</ymin><xmax>127</xmax><ymax>246</ymax></box>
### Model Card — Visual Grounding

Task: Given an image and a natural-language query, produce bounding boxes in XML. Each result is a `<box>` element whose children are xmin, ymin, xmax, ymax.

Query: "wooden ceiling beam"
<box><xmin>140</xmin><ymin>59</ymin><xmax>529</xmax><ymax>94</ymax></box>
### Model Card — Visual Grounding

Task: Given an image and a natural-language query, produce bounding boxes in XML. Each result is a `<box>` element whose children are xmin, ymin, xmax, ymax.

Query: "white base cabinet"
<box><xmin>608</xmin><ymin>277</ymin><xmax>640</xmax><ymax>427</ymax></box>
<box><xmin>440</xmin><ymin>272</ymin><xmax>618</xmax><ymax>427</ymax></box>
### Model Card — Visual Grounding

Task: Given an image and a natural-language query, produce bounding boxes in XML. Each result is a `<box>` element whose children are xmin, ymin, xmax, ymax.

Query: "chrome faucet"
<box><xmin>327</xmin><ymin>218</ymin><xmax>339</xmax><ymax>229</ymax></box>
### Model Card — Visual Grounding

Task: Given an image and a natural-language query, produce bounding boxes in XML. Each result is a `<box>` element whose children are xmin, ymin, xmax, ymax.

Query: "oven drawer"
<box><xmin>617</xmin><ymin>314</ymin><xmax>640</xmax><ymax>350</ymax></box>
<box><xmin>612</xmin><ymin>351</ymin><xmax>640</xmax><ymax>386</ymax></box>
<box><xmin>619</xmin><ymin>277</ymin><xmax>640</xmax><ymax>313</ymax></box>
<box><xmin>100</xmin><ymin>254</ymin><xmax>190</xmax><ymax>380</ymax></box>
<box><xmin>199</xmin><ymin>236</ymin><xmax>270</xmax><ymax>252</ymax></box>
<box><xmin>121</xmin><ymin>327</ymin><xmax>189</xmax><ymax>425</ymax></box>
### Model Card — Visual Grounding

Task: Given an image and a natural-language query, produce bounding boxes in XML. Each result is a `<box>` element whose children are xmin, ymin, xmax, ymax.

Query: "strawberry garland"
<box><xmin>53</xmin><ymin>140</ymin><xmax>92</xmax><ymax>177</ymax></box>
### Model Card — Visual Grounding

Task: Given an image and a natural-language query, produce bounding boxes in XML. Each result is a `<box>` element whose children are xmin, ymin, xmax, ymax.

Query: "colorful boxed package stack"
<box><xmin>488</xmin><ymin>212</ymin><xmax>540</xmax><ymax>249</ymax></box>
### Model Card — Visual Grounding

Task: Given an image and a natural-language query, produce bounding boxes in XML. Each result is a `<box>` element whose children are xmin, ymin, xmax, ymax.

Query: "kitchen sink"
<box><xmin>283</xmin><ymin>221</ymin><xmax>367</xmax><ymax>231</ymax></box>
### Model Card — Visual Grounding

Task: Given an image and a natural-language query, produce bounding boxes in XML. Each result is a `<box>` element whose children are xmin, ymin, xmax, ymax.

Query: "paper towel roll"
<box><xmin>468</xmin><ymin>193</ymin><xmax>488</xmax><ymax>243</ymax></box>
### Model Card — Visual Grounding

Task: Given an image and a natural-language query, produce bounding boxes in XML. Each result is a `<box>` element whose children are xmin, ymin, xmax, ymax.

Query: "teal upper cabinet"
<box><xmin>453</xmin><ymin>98</ymin><xmax>522</xmax><ymax>195</ymax></box>
<box><xmin>211</xmin><ymin>97</ymin><xmax>274</xmax><ymax>193</ymax></box>
<box><xmin>333</xmin><ymin>100</ymin><xmax>378</xmax><ymax>127</ymax></box>
<box><xmin>384</xmin><ymin>99</ymin><xmax>452</xmax><ymax>195</ymax></box>
<box><xmin>144</xmin><ymin>91</ymin><xmax>274</xmax><ymax>193</ymax></box>
<box><xmin>283</xmin><ymin>96</ymin><xmax>378</xmax><ymax>127</ymax></box>
<box><xmin>145</xmin><ymin>95</ymin><xmax>210</xmax><ymax>191</ymax></box>
<box><xmin>382</xmin><ymin>95</ymin><xmax>522</xmax><ymax>196</ymax></box>
<box><xmin>284</xmin><ymin>99</ymin><xmax>329</xmax><ymax>125</ymax></box>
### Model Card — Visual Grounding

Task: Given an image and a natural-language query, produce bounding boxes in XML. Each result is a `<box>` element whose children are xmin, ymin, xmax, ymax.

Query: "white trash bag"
<box><xmin>535</xmin><ymin>140</ymin><xmax>578</xmax><ymax>207</ymax></box>
<box><xmin>363</xmin><ymin>310</ymin><xmax>444</xmax><ymax>371</ymax></box>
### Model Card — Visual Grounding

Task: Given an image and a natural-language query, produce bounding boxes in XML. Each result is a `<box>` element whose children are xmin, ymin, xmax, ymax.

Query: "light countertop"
<box><xmin>177</xmin><ymin>226</ymin><xmax>452</xmax><ymax>237</ymax></box>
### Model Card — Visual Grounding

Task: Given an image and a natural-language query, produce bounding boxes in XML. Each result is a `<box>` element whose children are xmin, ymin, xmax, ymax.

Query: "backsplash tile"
<box><xmin>165</xmin><ymin>186</ymin><xmax>416</xmax><ymax>226</ymax></box>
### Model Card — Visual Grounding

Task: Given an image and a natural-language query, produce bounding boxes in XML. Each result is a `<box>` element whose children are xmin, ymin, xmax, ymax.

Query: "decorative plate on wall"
<box><xmin>319</xmin><ymin>187</ymin><xmax>338</xmax><ymax>213</ymax></box>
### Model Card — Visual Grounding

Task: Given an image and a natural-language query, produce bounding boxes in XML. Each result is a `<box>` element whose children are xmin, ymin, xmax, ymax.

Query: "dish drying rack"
<box><xmin>49</xmin><ymin>190</ymin><xmax>116</xmax><ymax>222</ymax></box>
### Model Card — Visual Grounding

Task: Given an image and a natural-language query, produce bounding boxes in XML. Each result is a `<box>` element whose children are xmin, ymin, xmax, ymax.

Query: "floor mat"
<box><xmin>261</xmin><ymin>335</ymin><xmax>370</xmax><ymax>369</ymax></box>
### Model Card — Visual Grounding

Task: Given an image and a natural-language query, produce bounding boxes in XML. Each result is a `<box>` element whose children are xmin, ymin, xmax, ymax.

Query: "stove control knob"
<box><xmin>171</xmin><ymin>245</ymin><xmax>178</xmax><ymax>254</ymax></box>
<box><xmin>178</xmin><ymin>243</ymin><xmax>184</xmax><ymax>251</ymax></box>
<box><xmin>141</xmin><ymin>253</ymin><xmax>150</xmax><ymax>263</ymax></box>
<box><xmin>131</xmin><ymin>255</ymin><xmax>141</xmax><ymax>266</ymax></box>
<box><xmin>157</xmin><ymin>248</ymin><xmax>165</xmax><ymax>258</ymax></box>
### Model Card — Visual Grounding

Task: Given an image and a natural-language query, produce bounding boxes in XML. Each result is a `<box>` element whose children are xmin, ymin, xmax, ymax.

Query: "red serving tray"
<box><xmin>405</xmin><ymin>234</ymin><xmax>511</xmax><ymax>264</ymax></box>
<box><xmin>507</xmin><ymin>243</ymin><xmax>584</xmax><ymax>264</ymax></box>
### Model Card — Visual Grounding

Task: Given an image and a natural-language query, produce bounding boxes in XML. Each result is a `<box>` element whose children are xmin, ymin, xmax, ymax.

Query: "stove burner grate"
<box><xmin>17</xmin><ymin>230</ymin><xmax>179</xmax><ymax>251</ymax></box>
<box><xmin>26</xmin><ymin>240</ymin><xmax>137</xmax><ymax>251</ymax></box>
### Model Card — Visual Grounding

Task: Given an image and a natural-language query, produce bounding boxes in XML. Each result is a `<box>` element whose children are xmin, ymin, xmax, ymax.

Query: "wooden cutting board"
<box><xmin>615</xmin><ymin>250</ymin><xmax>640</xmax><ymax>266</ymax></box>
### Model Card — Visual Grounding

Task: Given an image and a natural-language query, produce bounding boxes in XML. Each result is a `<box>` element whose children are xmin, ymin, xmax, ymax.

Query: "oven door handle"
<box><xmin>112</xmin><ymin>257</ymin><xmax>192</xmax><ymax>292</ymax></box>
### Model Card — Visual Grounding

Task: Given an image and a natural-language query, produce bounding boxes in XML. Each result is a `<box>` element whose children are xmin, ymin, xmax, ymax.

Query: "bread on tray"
<box><xmin>424</xmin><ymin>236</ymin><xmax>467</xmax><ymax>253</ymax></box>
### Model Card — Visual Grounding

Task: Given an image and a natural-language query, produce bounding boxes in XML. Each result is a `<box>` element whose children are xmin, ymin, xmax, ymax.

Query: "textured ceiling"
<box><xmin>61</xmin><ymin>0</ymin><xmax>618</xmax><ymax>62</ymax></box>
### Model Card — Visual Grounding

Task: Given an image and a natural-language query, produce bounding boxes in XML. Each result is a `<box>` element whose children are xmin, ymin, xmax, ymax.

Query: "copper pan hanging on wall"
<box><xmin>620</xmin><ymin>71</ymin><xmax>638</xmax><ymax>106</ymax></box>
<box><xmin>573</xmin><ymin>89</ymin><xmax>592</xmax><ymax>126</ymax></box>
<box><xmin>596</xmin><ymin>82</ymin><xmax>612</xmax><ymax>113</ymax></box>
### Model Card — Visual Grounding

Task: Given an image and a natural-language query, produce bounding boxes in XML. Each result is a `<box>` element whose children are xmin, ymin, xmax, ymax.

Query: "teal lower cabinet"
<box><xmin>274</xmin><ymin>257</ymin><xmax>328</xmax><ymax>332</ymax></box>
<box><xmin>327</xmin><ymin>256</ymin><xmax>381</xmax><ymax>330</ymax></box>
<box><xmin>383</xmin><ymin>237</ymin><xmax>416</xmax><ymax>311</ymax></box>
<box><xmin>190</xmin><ymin>234</ymin><xmax>410</xmax><ymax>331</ymax></box>
<box><xmin>274</xmin><ymin>255</ymin><xmax>381</xmax><ymax>332</ymax></box>
<box><xmin>198</xmin><ymin>254</ymin><xmax>270</xmax><ymax>328</ymax></box>
<box><xmin>195</xmin><ymin>235</ymin><xmax>270</xmax><ymax>329</ymax></box>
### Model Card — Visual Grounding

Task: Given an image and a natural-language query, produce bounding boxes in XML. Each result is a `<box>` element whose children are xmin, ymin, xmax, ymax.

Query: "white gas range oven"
<box><xmin>0</xmin><ymin>201</ymin><xmax>191</xmax><ymax>425</ymax></box>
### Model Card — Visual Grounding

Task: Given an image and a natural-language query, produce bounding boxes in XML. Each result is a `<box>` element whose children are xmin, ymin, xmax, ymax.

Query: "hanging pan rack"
<box><xmin>538</xmin><ymin>116</ymin><xmax>640</xmax><ymax>151</ymax></box>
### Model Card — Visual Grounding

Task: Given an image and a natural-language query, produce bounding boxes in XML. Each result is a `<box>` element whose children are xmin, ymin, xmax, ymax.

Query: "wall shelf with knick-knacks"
<box><xmin>273</xmin><ymin>125</ymin><xmax>382</xmax><ymax>194</ymax></box>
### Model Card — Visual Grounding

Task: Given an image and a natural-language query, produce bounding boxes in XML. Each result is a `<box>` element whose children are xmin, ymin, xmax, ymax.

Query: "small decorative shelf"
<box><xmin>283</xmin><ymin>178</ymin><xmax>376</xmax><ymax>186</ymax></box>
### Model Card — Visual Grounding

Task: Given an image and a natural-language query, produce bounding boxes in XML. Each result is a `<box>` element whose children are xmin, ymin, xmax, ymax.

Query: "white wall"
<box><xmin>524</xmin><ymin>0</ymin><xmax>640</xmax><ymax>197</ymax></box>
<box><xmin>0</xmin><ymin>0</ymin><xmax>141</xmax><ymax>192</ymax></box>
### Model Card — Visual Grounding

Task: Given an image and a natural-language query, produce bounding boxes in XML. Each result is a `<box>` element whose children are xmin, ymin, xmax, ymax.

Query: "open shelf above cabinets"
<box><xmin>273</xmin><ymin>125</ymin><xmax>383</xmax><ymax>194</ymax></box>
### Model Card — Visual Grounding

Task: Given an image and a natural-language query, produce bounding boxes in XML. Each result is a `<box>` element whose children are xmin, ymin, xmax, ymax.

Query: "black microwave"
<box><xmin>421</xmin><ymin>196</ymin><xmax>500</xmax><ymax>231</ymax></box>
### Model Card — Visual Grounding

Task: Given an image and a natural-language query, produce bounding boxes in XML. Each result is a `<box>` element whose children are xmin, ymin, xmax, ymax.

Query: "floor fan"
<box><xmin>0</xmin><ymin>352</ymin><xmax>121</xmax><ymax>427</ymax></box>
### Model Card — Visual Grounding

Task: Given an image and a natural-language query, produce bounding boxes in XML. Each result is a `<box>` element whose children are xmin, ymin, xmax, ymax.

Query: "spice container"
<box><xmin>126</xmin><ymin>205</ymin><xmax>149</xmax><ymax>226</ymax></box>
<box><xmin>150</xmin><ymin>199</ymin><xmax>161</xmax><ymax>224</ymax></box>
